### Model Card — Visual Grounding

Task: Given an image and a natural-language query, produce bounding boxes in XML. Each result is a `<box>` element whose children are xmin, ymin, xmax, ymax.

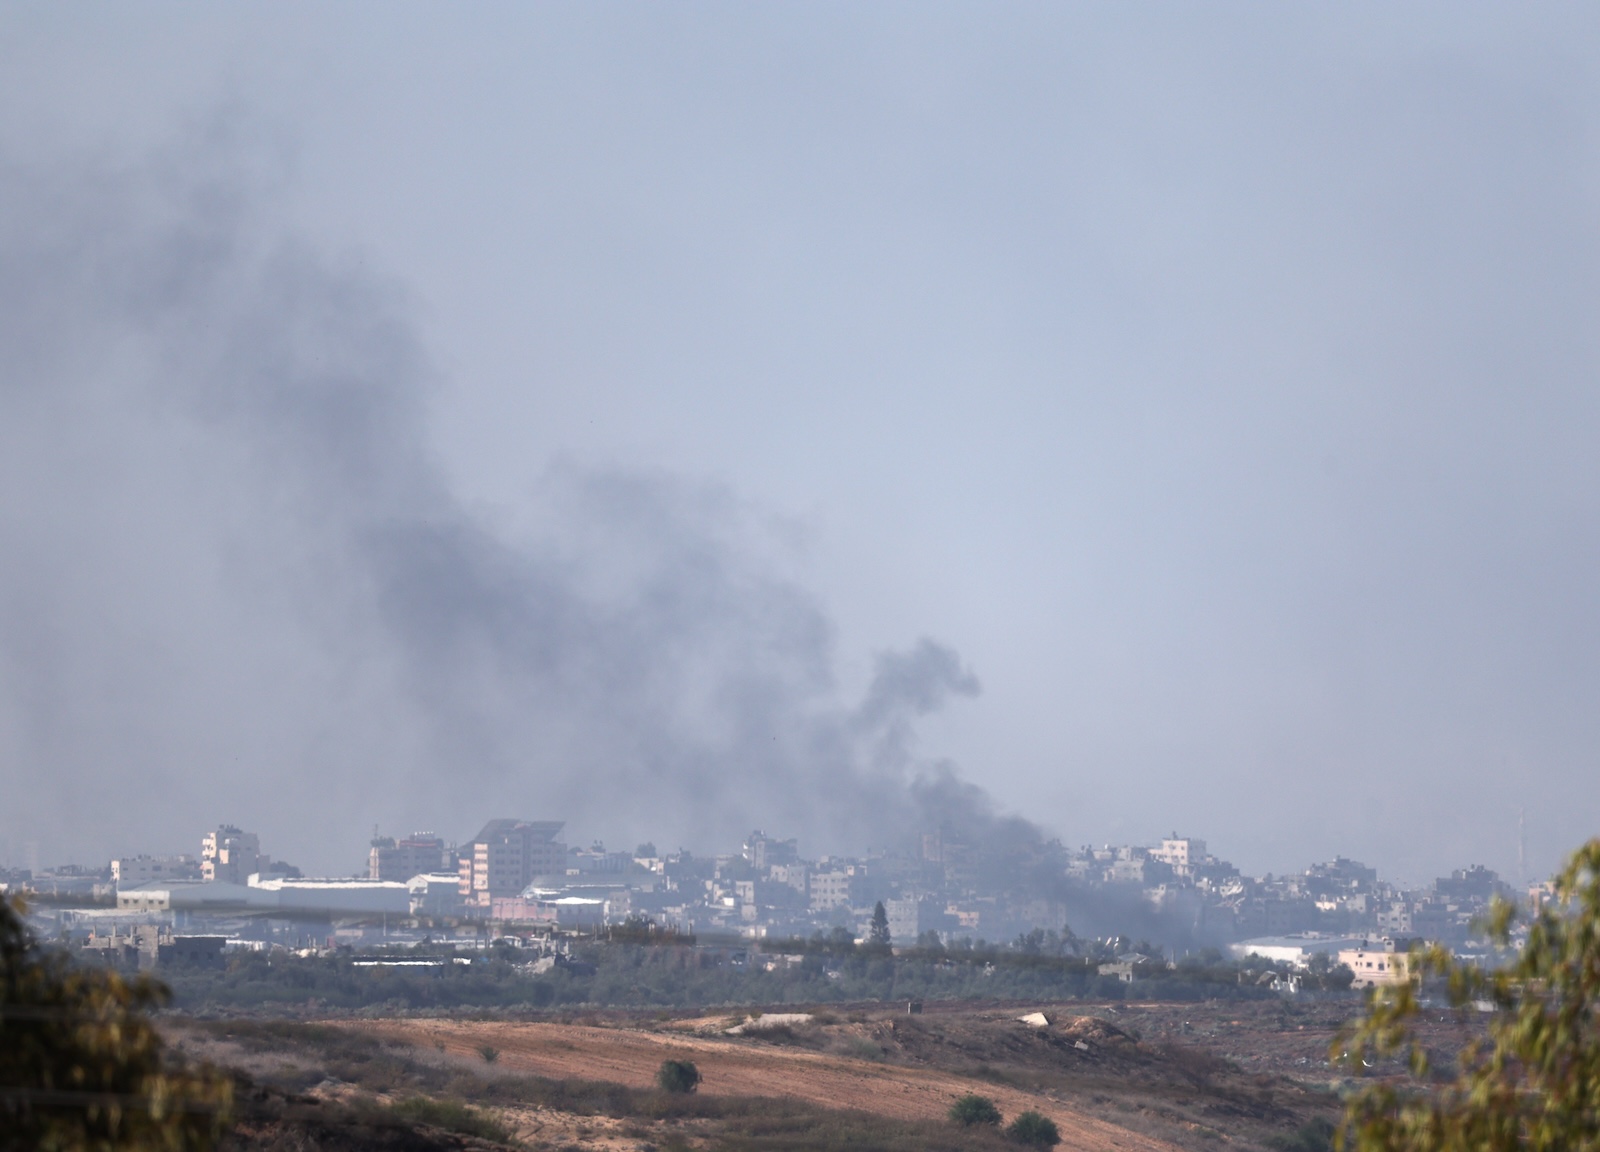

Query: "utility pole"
<box><xmin>1518</xmin><ymin>808</ymin><xmax>1527</xmax><ymax>887</ymax></box>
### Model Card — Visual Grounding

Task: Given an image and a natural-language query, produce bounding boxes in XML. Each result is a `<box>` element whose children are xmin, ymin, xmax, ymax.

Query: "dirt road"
<box><xmin>340</xmin><ymin>1018</ymin><xmax>1184</xmax><ymax>1152</ymax></box>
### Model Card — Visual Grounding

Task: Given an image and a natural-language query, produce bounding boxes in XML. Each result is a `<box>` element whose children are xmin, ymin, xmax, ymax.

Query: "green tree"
<box><xmin>656</xmin><ymin>1059</ymin><xmax>700</xmax><ymax>1094</ymax></box>
<box><xmin>867</xmin><ymin>901</ymin><xmax>891</xmax><ymax>950</ymax></box>
<box><xmin>0</xmin><ymin>895</ymin><xmax>231</xmax><ymax>1150</ymax></box>
<box><xmin>1339</xmin><ymin>837</ymin><xmax>1600</xmax><ymax>1152</ymax></box>
<box><xmin>1059</xmin><ymin>921</ymin><xmax>1083</xmax><ymax>956</ymax></box>
<box><xmin>1007</xmin><ymin>1110</ymin><xmax>1061</xmax><ymax>1146</ymax></box>
<box><xmin>949</xmin><ymin>1093</ymin><xmax>1002</xmax><ymax>1127</ymax></box>
<box><xmin>1014</xmin><ymin>928</ymin><xmax>1046</xmax><ymax>955</ymax></box>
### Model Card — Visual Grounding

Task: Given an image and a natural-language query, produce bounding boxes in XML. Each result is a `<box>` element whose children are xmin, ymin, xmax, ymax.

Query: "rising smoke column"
<box><xmin>0</xmin><ymin>129</ymin><xmax>989</xmax><ymax>871</ymax></box>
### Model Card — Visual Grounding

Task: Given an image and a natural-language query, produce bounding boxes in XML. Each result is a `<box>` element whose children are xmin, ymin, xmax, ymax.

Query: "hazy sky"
<box><xmin>2</xmin><ymin>5</ymin><xmax>1597</xmax><ymax>882</ymax></box>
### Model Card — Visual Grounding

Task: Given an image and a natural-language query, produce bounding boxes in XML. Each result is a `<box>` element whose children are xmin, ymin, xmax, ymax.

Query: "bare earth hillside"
<box><xmin>165</xmin><ymin>998</ymin><xmax>1426</xmax><ymax>1150</ymax></box>
<box><xmin>315</xmin><ymin>1002</ymin><xmax>1352</xmax><ymax>1151</ymax></box>
<box><xmin>350</xmin><ymin>1016</ymin><xmax>1176</xmax><ymax>1151</ymax></box>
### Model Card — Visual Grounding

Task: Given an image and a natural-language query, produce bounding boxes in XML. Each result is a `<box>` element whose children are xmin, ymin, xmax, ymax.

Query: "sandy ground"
<box><xmin>338</xmin><ymin>1018</ymin><xmax>1186</xmax><ymax>1152</ymax></box>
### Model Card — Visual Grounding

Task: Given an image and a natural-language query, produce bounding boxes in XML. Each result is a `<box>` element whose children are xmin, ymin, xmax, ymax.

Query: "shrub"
<box><xmin>1007</xmin><ymin>1110</ymin><xmax>1061</xmax><ymax>1146</ymax></box>
<box><xmin>838</xmin><ymin>1036</ymin><xmax>887</xmax><ymax>1062</ymax></box>
<box><xmin>656</xmin><ymin>1059</ymin><xmax>701</xmax><ymax>1094</ymax></box>
<box><xmin>949</xmin><ymin>1093</ymin><xmax>1003</xmax><ymax>1126</ymax></box>
<box><xmin>478</xmin><ymin>1044</ymin><xmax>499</xmax><ymax>1063</ymax></box>
<box><xmin>391</xmin><ymin>1095</ymin><xmax>513</xmax><ymax>1141</ymax></box>
<box><xmin>1268</xmin><ymin>1118</ymin><xmax>1336</xmax><ymax>1152</ymax></box>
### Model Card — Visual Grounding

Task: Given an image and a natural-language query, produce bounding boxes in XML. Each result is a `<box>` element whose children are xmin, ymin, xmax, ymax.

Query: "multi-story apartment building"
<box><xmin>1151</xmin><ymin>836</ymin><xmax>1205</xmax><ymax>871</ymax></box>
<box><xmin>1375</xmin><ymin>898</ymin><xmax>1414</xmax><ymax>935</ymax></box>
<box><xmin>368</xmin><ymin>832</ymin><xmax>448</xmax><ymax>882</ymax></box>
<box><xmin>458</xmin><ymin>820</ymin><xmax>566</xmax><ymax>908</ymax></box>
<box><xmin>885</xmin><ymin>896</ymin><xmax>940</xmax><ymax>944</ymax></box>
<box><xmin>201</xmin><ymin>826</ymin><xmax>267</xmax><ymax>885</ymax></box>
<box><xmin>567</xmin><ymin>842</ymin><xmax>634</xmax><ymax>875</ymax></box>
<box><xmin>1105</xmin><ymin>855</ymin><xmax>1172</xmax><ymax>885</ymax></box>
<box><xmin>742</xmin><ymin>831</ymin><xmax>798</xmax><ymax>870</ymax></box>
<box><xmin>809</xmin><ymin>865</ymin><xmax>864</xmax><ymax>911</ymax></box>
<box><xmin>768</xmin><ymin>862</ymin><xmax>809</xmax><ymax>895</ymax></box>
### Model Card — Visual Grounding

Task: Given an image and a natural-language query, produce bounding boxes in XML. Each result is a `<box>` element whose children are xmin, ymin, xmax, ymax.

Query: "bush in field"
<box><xmin>1007</xmin><ymin>1110</ymin><xmax>1061</xmax><ymax>1146</ymax></box>
<box><xmin>949</xmin><ymin>1093</ymin><xmax>1003</xmax><ymax>1127</ymax></box>
<box><xmin>656</xmin><ymin>1059</ymin><xmax>701</xmax><ymax>1094</ymax></box>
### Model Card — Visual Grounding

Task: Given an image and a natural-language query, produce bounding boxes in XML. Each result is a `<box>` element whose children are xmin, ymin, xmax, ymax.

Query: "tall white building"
<box><xmin>458</xmin><ymin>819</ymin><xmax>566</xmax><ymax>907</ymax></box>
<box><xmin>201</xmin><ymin>825</ymin><xmax>268</xmax><ymax>885</ymax></box>
<box><xmin>1151</xmin><ymin>836</ymin><xmax>1208</xmax><ymax>875</ymax></box>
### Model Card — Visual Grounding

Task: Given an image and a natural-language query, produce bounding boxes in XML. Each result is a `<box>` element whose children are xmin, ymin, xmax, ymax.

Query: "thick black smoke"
<box><xmin>0</xmin><ymin>133</ymin><xmax>993</xmax><ymax>872</ymax></box>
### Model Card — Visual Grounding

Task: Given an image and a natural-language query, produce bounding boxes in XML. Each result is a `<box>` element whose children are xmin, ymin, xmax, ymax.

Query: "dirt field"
<box><xmin>177</xmin><ymin>998</ymin><xmax>1392</xmax><ymax>1149</ymax></box>
<box><xmin>347</xmin><ymin>1016</ymin><xmax>1182</xmax><ymax>1152</ymax></box>
<box><xmin>333</xmin><ymin>1005</ymin><xmax>1327</xmax><ymax>1152</ymax></box>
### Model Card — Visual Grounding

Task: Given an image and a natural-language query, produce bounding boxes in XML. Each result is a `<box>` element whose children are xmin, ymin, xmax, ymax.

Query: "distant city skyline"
<box><xmin>7</xmin><ymin>815</ymin><xmax>1542</xmax><ymax>899</ymax></box>
<box><xmin>6</xmin><ymin>816</ymin><xmax>1538</xmax><ymax>960</ymax></box>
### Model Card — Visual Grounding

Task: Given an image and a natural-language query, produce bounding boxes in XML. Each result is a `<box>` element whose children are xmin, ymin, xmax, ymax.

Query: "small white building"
<box><xmin>409</xmin><ymin>872</ymin><xmax>466</xmax><ymax>916</ymax></box>
<box><xmin>1339</xmin><ymin>940</ymin><xmax>1409</xmax><ymax>987</ymax></box>
<box><xmin>1229</xmin><ymin>934</ymin><xmax>1368</xmax><ymax>969</ymax></box>
<box><xmin>549</xmin><ymin>895</ymin><xmax>606</xmax><ymax>927</ymax></box>
<box><xmin>247</xmin><ymin>876</ymin><xmax>410</xmax><ymax>916</ymax></box>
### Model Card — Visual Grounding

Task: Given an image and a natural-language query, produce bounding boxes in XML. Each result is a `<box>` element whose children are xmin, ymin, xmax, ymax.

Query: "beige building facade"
<box><xmin>1339</xmin><ymin>940</ymin><xmax>1409</xmax><ymax>987</ymax></box>
<box><xmin>201</xmin><ymin>826</ymin><xmax>267</xmax><ymax>885</ymax></box>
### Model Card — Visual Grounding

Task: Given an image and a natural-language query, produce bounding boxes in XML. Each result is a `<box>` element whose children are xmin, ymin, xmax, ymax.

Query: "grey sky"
<box><xmin>1</xmin><ymin>5</ymin><xmax>1596</xmax><ymax>881</ymax></box>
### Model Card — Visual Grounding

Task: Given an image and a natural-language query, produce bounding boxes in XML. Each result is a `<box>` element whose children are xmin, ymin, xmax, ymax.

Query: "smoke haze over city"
<box><xmin>2</xmin><ymin>6</ymin><xmax>1599</xmax><ymax>882</ymax></box>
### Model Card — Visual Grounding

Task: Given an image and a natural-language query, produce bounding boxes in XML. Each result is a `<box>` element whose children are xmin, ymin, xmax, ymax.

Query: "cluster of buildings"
<box><xmin>0</xmin><ymin>821</ymin><xmax>1536</xmax><ymax>968</ymax></box>
<box><xmin>1225</xmin><ymin>934</ymin><xmax>1412</xmax><ymax>990</ymax></box>
<box><xmin>1065</xmin><ymin>835</ymin><xmax>1523</xmax><ymax>947</ymax></box>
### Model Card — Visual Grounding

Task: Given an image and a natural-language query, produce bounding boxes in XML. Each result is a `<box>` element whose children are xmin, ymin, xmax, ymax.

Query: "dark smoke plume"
<box><xmin>0</xmin><ymin>131</ymin><xmax>994</xmax><ymax>873</ymax></box>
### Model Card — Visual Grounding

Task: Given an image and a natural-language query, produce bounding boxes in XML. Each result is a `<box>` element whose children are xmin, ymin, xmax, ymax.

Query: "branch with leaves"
<box><xmin>1337</xmin><ymin>838</ymin><xmax>1600</xmax><ymax>1152</ymax></box>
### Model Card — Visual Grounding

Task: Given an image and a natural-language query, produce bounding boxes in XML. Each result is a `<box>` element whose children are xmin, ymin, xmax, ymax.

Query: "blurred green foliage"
<box><xmin>1340</xmin><ymin>838</ymin><xmax>1600</xmax><ymax>1152</ymax></box>
<box><xmin>0</xmin><ymin>895</ymin><xmax>231</xmax><ymax>1150</ymax></box>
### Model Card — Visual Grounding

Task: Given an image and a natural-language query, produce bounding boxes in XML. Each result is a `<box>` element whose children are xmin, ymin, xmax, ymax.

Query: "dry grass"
<box><xmin>175</xmin><ymin>1002</ymin><xmax>1351</xmax><ymax>1152</ymax></box>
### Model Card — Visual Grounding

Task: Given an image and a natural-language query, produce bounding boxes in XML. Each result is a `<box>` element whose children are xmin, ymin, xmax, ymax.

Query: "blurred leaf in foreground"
<box><xmin>1339</xmin><ymin>838</ymin><xmax>1600</xmax><ymax>1152</ymax></box>
<box><xmin>0</xmin><ymin>894</ymin><xmax>231</xmax><ymax>1150</ymax></box>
